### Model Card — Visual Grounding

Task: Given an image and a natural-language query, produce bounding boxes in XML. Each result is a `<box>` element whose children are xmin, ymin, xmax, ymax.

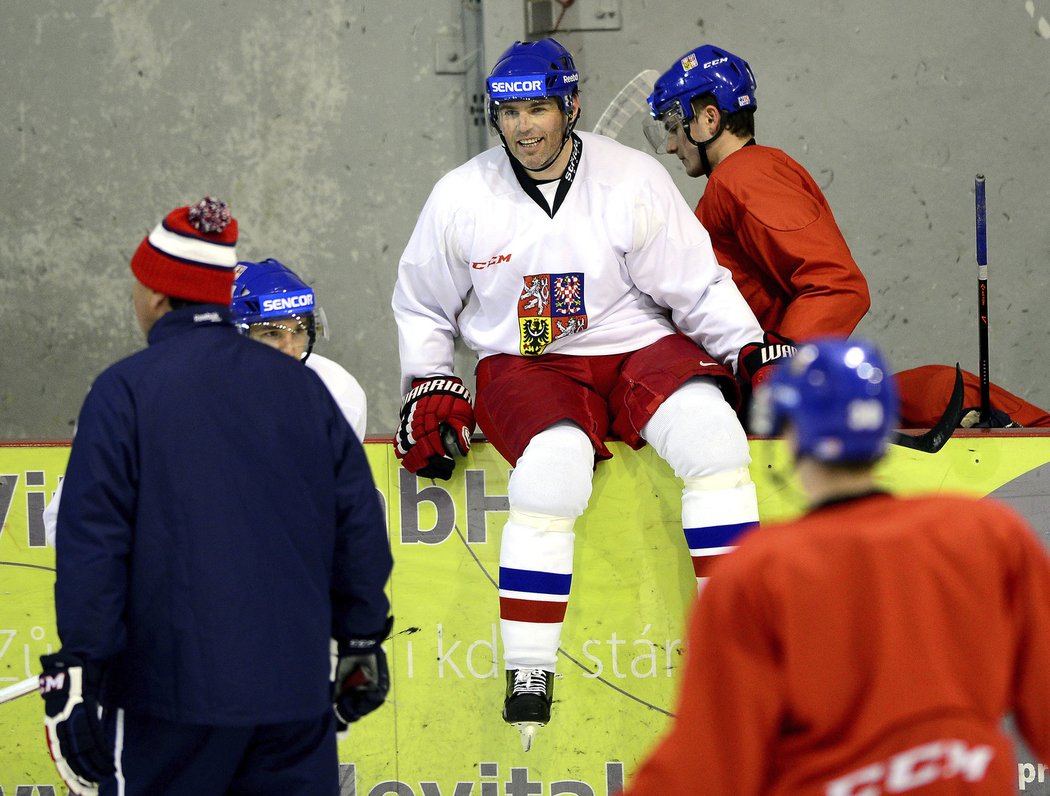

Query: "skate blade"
<box><xmin>512</xmin><ymin>721</ymin><xmax>544</xmax><ymax>752</ymax></box>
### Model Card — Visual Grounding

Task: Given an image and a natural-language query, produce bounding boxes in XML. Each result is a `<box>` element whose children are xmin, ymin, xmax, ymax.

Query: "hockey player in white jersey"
<box><xmin>391</xmin><ymin>38</ymin><xmax>792</xmax><ymax>751</ymax></box>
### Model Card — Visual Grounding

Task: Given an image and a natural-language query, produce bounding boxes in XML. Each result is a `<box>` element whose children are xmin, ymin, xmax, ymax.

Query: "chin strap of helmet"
<box><xmin>683</xmin><ymin>107</ymin><xmax>727</xmax><ymax>178</ymax></box>
<box><xmin>301</xmin><ymin>314</ymin><xmax>317</xmax><ymax>364</ymax></box>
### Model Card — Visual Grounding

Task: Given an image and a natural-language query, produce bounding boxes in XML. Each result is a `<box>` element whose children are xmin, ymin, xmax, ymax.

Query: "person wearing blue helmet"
<box><xmin>647</xmin><ymin>44</ymin><xmax>870</xmax><ymax>343</ymax></box>
<box><xmin>38</xmin><ymin>199</ymin><xmax>392</xmax><ymax>795</ymax></box>
<box><xmin>393</xmin><ymin>37</ymin><xmax>792</xmax><ymax>751</ymax></box>
<box><xmin>647</xmin><ymin>46</ymin><xmax>1049</xmax><ymax>431</ymax></box>
<box><xmin>624</xmin><ymin>337</ymin><xmax>1050</xmax><ymax>795</ymax></box>
<box><xmin>42</xmin><ymin>257</ymin><xmax>368</xmax><ymax>553</ymax></box>
<box><xmin>232</xmin><ymin>257</ymin><xmax>367</xmax><ymax>441</ymax></box>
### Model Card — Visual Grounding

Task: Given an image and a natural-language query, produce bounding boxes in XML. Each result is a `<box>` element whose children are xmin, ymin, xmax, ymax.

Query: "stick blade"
<box><xmin>891</xmin><ymin>364</ymin><xmax>966</xmax><ymax>454</ymax></box>
<box><xmin>592</xmin><ymin>70</ymin><xmax>660</xmax><ymax>140</ymax></box>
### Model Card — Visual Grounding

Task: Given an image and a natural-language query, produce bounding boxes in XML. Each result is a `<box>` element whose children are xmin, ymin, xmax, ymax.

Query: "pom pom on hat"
<box><xmin>130</xmin><ymin>196</ymin><xmax>239</xmax><ymax>304</ymax></box>
<box><xmin>187</xmin><ymin>196</ymin><xmax>233</xmax><ymax>234</ymax></box>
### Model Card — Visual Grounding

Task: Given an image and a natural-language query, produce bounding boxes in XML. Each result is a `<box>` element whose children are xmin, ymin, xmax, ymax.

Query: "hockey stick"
<box><xmin>975</xmin><ymin>174</ymin><xmax>992</xmax><ymax>423</ymax></box>
<box><xmin>0</xmin><ymin>675</ymin><xmax>38</xmax><ymax>704</ymax></box>
<box><xmin>592</xmin><ymin>69</ymin><xmax>660</xmax><ymax>140</ymax></box>
<box><xmin>891</xmin><ymin>363</ymin><xmax>965</xmax><ymax>453</ymax></box>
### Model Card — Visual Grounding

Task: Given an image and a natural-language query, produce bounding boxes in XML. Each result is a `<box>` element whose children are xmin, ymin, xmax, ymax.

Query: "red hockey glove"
<box><xmin>39</xmin><ymin>651</ymin><xmax>113</xmax><ymax>796</ymax></box>
<box><xmin>738</xmin><ymin>332</ymin><xmax>797</xmax><ymax>390</ymax></box>
<box><xmin>394</xmin><ymin>376</ymin><xmax>476</xmax><ymax>480</ymax></box>
<box><xmin>332</xmin><ymin>616</ymin><xmax>393</xmax><ymax>725</ymax></box>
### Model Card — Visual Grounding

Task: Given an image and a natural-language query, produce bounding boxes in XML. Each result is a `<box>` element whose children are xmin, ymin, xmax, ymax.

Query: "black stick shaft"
<box><xmin>975</xmin><ymin>174</ymin><xmax>991</xmax><ymax>422</ymax></box>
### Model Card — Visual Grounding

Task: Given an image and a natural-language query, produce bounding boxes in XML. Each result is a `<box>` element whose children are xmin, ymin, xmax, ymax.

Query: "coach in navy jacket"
<box><xmin>41</xmin><ymin>197</ymin><xmax>392</xmax><ymax>795</ymax></box>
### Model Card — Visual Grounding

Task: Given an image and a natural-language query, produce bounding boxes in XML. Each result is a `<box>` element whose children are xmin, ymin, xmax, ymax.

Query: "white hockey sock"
<box><xmin>499</xmin><ymin>422</ymin><xmax>593</xmax><ymax>671</ymax></box>
<box><xmin>683</xmin><ymin>469</ymin><xmax>759</xmax><ymax>592</ymax></box>
<box><xmin>499</xmin><ymin>513</ymin><xmax>575</xmax><ymax>671</ymax></box>
<box><xmin>641</xmin><ymin>378</ymin><xmax>759</xmax><ymax>592</ymax></box>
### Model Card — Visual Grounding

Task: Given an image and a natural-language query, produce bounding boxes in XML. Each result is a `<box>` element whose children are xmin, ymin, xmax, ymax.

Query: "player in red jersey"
<box><xmin>623</xmin><ymin>337</ymin><xmax>1050</xmax><ymax>795</ymax></box>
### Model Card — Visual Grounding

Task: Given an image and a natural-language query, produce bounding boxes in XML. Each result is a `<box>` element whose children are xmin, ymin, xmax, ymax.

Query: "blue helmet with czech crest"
<box><xmin>648</xmin><ymin>44</ymin><xmax>756</xmax><ymax>127</ymax></box>
<box><xmin>645</xmin><ymin>44</ymin><xmax>757</xmax><ymax>172</ymax></box>
<box><xmin>486</xmin><ymin>38</ymin><xmax>580</xmax><ymax>130</ymax></box>
<box><xmin>231</xmin><ymin>258</ymin><xmax>328</xmax><ymax>363</ymax></box>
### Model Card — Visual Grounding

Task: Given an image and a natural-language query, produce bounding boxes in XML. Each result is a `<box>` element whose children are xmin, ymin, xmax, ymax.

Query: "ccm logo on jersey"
<box><xmin>490</xmin><ymin>79</ymin><xmax>542</xmax><ymax>93</ymax></box>
<box><xmin>471</xmin><ymin>253</ymin><xmax>512</xmax><ymax>270</ymax></box>
<box><xmin>261</xmin><ymin>291</ymin><xmax>314</xmax><ymax>314</ymax></box>
<box><xmin>825</xmin><ymin>740</ymin><xmax>994</xmax><ymax>796</ymax></box>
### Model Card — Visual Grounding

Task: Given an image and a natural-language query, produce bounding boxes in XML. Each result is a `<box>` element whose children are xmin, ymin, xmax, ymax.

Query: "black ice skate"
<box><xmin>502</xmin><ymin>668</ymin><xmax>554</xmax><ymax>751</ymax></box>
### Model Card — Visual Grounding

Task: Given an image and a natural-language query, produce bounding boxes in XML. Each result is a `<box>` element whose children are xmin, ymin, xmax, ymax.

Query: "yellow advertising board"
<box><xmin>2</xmin><ymin>435</ymin><xmax>1049</xmax><ymax>794</ymax></box>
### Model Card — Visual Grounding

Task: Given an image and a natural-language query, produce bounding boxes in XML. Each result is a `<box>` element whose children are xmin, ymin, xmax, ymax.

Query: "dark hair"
<box><xmin>692</xmin><ymin>93</ymin><xmax>756</xmax><ymax>137</ymax></box>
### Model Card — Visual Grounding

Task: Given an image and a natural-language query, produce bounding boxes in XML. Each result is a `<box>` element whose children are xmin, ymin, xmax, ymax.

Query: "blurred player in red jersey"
<box><xmin>623</xmin><ymin>337</ymin><xmax>1050</xmax><ymax>795</ymax></box>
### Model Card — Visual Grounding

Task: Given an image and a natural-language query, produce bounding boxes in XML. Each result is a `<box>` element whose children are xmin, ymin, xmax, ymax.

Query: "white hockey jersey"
<box><xmin>306</xmin><ymin>353</ymin><xmax>367</xmax><ymax>442</ymax></box>
<box><xmin>392</xmin><ymin>131</ymin><xmax>763</xmax><ymax>394</ymax></box>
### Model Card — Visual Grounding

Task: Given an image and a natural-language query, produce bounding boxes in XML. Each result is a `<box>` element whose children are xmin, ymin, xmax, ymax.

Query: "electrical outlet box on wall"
<box><xmin>525</xmin><ymin>0</ymin><xmax>622</xmax><ymax>34</ymax></box>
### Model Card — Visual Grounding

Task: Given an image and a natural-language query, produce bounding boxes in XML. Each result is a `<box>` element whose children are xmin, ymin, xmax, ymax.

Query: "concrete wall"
<box><xmin>2</xmin><ymin>0</ymin><xmax>1048</xmax><ymax>439</ymax></box>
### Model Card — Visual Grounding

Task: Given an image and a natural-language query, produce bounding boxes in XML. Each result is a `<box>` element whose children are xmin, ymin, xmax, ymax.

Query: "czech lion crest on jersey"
<box><xmin>518</xmin><ymin>273</ymin><xmax>588</xmax><ymax>356</ymax></box>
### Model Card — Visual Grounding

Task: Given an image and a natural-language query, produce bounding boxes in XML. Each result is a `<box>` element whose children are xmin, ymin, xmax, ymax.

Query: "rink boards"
<box><xmin>2</xmin><ymin>433</ymin><xmax>1050</xmax><ymax>795</ymax></box>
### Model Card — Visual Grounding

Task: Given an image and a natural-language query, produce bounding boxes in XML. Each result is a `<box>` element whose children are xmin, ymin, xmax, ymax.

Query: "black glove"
<box><xmin>332</xmin><ymin>617</ymin><xmax>393</xmax><ymax>724</ymax></box>
<box><xmin>39</xmin><ymin>651</ymin><xmax>113</xmax><ymax>795</ymax></box>
<box><xmin>738</xmin><ymin>331</ymin><xmax>797</xmax><ymax>390</ymax></box>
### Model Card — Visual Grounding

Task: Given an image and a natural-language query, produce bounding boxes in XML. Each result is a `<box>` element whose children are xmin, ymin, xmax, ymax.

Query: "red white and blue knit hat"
<box><xmin>130</xmin><ymin>196</ymin><xmax>239</xmax><ymax>304</ymax></box>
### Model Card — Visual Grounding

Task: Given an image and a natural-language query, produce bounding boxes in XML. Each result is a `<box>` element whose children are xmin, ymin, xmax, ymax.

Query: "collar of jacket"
<box><xmin>147</xmin><ymin>304</ymin><xmax>233</xmax><ymax>345</ymax></box>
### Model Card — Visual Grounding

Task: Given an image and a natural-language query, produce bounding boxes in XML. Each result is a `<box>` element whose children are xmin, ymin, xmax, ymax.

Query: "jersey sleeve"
<box><xmin>392</xmin><ymin>177</ymin><xmax>476</xmax><ymax>395</ymax></box>
<box><xmin>625</xmin><ymin>559</ymin><xmax>784</xmax><ymax>795</ymax></box>
<box><xmin>624</xmin><ymin>159</ymin><xmax>763</xmax><ymax>371</ymax></box>
<box><xmin>53</xmin><ymin>375</ymin><xmax>137</xmax><ymax>662</ymax></box>
<box><xmin>43</xmin><ymin>479</ymin><xmax>62</xmax><ymax>547</ymax></box>
<box><xmin>703</xmin><ymin>163</ymin><xmax>870</xmax><ymax>340</ymax></box>
<box><xmin>326</xmin><ymin>389</ymin><xmax>393</xmax><ymax>642</ymax></box>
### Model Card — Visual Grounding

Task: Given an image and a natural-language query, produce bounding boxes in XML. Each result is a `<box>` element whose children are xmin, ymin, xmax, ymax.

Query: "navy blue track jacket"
<box><xmin>55</xmin><ymin>306</ymin><xmax>392</xmax><ymax>725</ymax></box>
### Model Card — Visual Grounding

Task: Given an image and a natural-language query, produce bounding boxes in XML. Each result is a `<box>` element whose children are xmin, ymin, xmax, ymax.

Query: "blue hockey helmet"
<box><xmin>648</xmin><ymin>44</ymin><xmax>756</xmax><ymax>127</ymax></box>
<box><xmin>751</xmin><ymin>337</ymin><xmax>899</xmax><ymax>463</ymax></box>
<box><xmin>486</xmin><ymin>38</ymin><xmax>580</xmax><ymax>128</ymax></box>
<box><xmin>231</xmin><ymin>258</ymin><xmax>328</xmax><ymax>361</ymax></box>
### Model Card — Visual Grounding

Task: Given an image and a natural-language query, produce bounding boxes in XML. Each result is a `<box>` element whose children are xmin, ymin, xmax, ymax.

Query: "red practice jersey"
<box><xmin>625</xmin><ymin>492</ymin><xmax>1050</xmax><ymax>795</ymax></box>
<box><xmin>696</xmin><ymin>145</ymin><xmax>870</xmax><ymax>341</ymax></box>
